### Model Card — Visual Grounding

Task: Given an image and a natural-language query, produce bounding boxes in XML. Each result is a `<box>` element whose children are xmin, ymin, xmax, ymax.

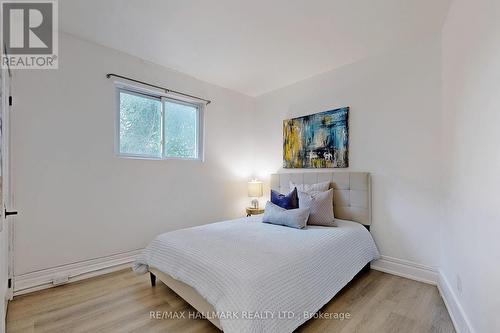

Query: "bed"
<box><xmin>133</xmin><ymin>172</ymin><xmax>379</xmax><ymax>333</ymax></box>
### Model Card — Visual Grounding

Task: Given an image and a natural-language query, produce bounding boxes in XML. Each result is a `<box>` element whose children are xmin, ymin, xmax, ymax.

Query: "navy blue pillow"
<box><xmin>271</xmin><ymin>187</ymin><xmax>299</xmax><ymax>210</ymax></box>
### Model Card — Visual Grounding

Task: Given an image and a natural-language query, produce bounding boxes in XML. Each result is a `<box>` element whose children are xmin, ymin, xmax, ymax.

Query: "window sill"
<box><xmin>115</xmin><ymin>154</ymin><xmax>203</xmax><ymax>162</ymax></box>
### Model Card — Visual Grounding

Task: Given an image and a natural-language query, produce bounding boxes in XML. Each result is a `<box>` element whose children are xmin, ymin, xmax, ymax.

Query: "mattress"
<box><xmin>134</xmin><ymin>216</ymin><xmax>380</xmax><ymax>333</ymax></box>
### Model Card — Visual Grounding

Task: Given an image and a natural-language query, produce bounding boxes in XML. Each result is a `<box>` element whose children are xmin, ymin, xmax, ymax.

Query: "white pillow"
<box><xmin>289</xmin><ymin>180</ymin><xmax>330</xmax><ymax>193</ymax></box>
<box><xmin>298</xmin><ymin>189</ymin><xmax>336</xmax><ymax>227</ymax></box>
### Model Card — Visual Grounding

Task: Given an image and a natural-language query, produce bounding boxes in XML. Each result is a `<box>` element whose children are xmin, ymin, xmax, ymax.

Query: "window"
<box><xmin>117</xmin><ymin>88</ymin><xmax>203</xmax><ymax>160</ymax></box>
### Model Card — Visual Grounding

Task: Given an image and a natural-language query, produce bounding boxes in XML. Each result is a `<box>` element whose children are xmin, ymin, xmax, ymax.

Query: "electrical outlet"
<box><xmin>52</xmin><ymin>275</ymin><xmax>69</xmax><ymax>286</ymax></box>
<box><xmin>456</xmin><ymin>274</ymin><xmax>462</xmax><ymax>294</ymax></box>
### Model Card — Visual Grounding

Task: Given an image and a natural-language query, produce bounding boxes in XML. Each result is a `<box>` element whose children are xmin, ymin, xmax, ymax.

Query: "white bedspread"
<box><xmin>133</xmin><ymin>217</ymin><xmax>379</xmax><ymax>333</ymax></box>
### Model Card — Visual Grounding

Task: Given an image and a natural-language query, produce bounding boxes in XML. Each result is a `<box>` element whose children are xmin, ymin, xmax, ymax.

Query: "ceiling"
<box><xmin>60</xmin><ymin>0</ymin><xmax>451</xmax><ymax>96</ymax></box>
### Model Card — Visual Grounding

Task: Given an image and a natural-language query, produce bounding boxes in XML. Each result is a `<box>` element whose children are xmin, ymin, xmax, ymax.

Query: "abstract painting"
<box><xmin>283</xmin><ymin>107</ymin><xmax>349</xmax><ymax>168</ymax></box>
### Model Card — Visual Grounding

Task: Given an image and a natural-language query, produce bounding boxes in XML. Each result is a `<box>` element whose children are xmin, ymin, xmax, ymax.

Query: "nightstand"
<box><xmin>246</xmin><ymin>207</ymin><xmax>265</xmax><ymax>217</ymax></box>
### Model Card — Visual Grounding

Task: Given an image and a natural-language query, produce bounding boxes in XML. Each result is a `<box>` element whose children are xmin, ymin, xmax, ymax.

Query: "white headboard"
<box><xmin>270</xmin><ymin>172</ymin><xmax>372</xmax><ymax>225</ymax></box>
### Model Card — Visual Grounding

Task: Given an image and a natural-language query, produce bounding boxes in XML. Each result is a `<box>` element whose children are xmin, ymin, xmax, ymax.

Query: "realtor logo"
<box><xmin>1</xmin><ymin>0</ymin><xmax>58</xmax><ymax>69</ymax></box>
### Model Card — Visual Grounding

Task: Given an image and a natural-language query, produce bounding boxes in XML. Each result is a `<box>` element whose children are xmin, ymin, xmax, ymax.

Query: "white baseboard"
<box><xmin>370</xmin><ymin>255</ymin><xmax>438</xmax><ymax>285</ymax></box>
<box><xmin>14</xmin><ymin>249</ymin><xmax>142</xmax><ymax>296</ymax></box>
<box><xmin>437</xmin><ymin>271</ymin><xmax>474</xmax><ymax>333</ymax></box>
<box><xmin>371</xmin><ymin>257</ymin><xmax>476</xmax><ymax>333</ymax></box>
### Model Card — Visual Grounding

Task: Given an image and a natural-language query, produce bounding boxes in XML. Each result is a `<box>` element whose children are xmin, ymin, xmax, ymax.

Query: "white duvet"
<box><xmin>133</xmin><ymin>216</ymin><xmax>379</xmax><ymax>333</ymax></box>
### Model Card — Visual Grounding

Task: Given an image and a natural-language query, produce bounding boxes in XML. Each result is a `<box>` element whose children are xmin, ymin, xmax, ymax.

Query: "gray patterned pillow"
<box><xmin>298</xmin><ymin>189</ymin><xmax>336</xmax><ymax>227</ymax></box>
<box><xmin>262</xmin><ymin>201</ymin><xmax>310</xmax><ymax>229</ymax></box>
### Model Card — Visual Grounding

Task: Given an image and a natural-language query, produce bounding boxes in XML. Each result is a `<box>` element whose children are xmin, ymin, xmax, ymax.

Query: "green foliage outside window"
<box><xmin>119</xmin><ymin>90</ymin><xmax>199</xmax><ymax>159</ymax></box>
<box><xmin>119</xmin><ymin>92</ymin><xmax>162</xmax><ymax>157</ymax></box>
<box><xmin>164</xmin><ymin>101</ymin><xmax>197</xmax><ymax>158</ymax></box>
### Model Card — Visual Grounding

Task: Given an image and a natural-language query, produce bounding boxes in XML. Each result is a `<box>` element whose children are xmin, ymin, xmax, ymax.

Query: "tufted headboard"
<box><xmin>270</xmin><ymin>172</ymin><xmax>372</xmax><ymax>225</ymax></box>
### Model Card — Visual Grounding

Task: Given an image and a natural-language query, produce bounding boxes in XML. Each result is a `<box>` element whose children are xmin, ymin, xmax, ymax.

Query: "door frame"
<box><xmin>1</xmin><ymin>66</ymin><xmax>14</xmax><ymax>301</ymax></box>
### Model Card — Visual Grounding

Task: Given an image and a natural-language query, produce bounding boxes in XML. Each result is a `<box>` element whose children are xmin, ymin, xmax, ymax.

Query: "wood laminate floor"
<box><xmin>6</xmin><ymin>268</ymin><xmax>455</xmax><ymax>333</ymax></box>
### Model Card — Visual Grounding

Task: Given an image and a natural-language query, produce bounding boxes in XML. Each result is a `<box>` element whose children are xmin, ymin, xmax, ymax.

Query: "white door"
<box><xmin>0</xmin><ymin>66</ymin><xmax>14</xmax><ymax>332</ymax></box>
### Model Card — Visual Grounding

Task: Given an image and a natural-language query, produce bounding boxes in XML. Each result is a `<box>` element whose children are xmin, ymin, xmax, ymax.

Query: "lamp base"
<box><xmin>251</xmin><ymin>199</ymin><xmax>259</xmax><ymax>209</ymax></box>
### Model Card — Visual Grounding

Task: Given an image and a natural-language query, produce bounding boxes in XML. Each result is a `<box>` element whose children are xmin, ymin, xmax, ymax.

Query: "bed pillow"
<box><xmin>298</xmin><ymin>189</ymin><xmax>336</xmax><ymax>227</ymax></box>
<box><xmin>262</xmin><ymin>201</ymin><xmax>310</xmax><ymax>229</ymax></box>
<box><xmin>271</xmin><ymin>187</ymin><xmax>298</xmax><ymax>209</ymax></box>
<box><xmin>289</xmin><ymin>180</ymin><xmax>330</xmax><ymax>193</ymax></box>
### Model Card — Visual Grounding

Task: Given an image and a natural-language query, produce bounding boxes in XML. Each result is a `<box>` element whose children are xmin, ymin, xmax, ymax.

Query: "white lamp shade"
<box><xmin>248</xmin><ymin>181</ymin><xmax>263</xmax><ymax>197</ymax></box>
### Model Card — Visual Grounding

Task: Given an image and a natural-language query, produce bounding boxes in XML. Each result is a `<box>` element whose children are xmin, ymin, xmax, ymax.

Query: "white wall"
<box><xmin>253</xmin><ymin>37</ymin><xmax>443</xmax><ymax>268</ymax></box>
<box><xmin>11</xmin><ymin>33</ymin><xmax>255</xmax><ymax>275</ymax></box>
<box><xmin>441</xmin><ymin>0</ymin><xmax>500</xmax><ymax>332</ymax></box>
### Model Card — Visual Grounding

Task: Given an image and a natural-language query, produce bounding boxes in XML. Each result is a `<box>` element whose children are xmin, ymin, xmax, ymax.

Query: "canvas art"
<box><xmin>283</xmin><ymin>107</ymin><xmax>349</xmax><ymax>168</ymax></box>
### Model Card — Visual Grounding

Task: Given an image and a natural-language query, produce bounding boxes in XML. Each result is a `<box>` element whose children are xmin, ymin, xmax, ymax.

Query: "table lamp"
<box><xmin>247</xmin><ymin>180</ymin><xmax>263</xmax><ymax>208</ymax></box>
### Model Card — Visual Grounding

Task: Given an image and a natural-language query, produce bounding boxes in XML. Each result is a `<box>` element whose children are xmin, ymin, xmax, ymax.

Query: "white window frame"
<box><xmin>115</xmin><ymin>84</ymin><xmax>205</xmax><ymax>161</ymax></box>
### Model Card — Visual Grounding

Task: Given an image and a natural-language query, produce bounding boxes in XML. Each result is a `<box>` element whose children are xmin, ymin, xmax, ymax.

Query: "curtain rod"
<box><xmin>105</xmin><ymin>73</ymin><xmax>211</xmax><ymax>105</ymax></box>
